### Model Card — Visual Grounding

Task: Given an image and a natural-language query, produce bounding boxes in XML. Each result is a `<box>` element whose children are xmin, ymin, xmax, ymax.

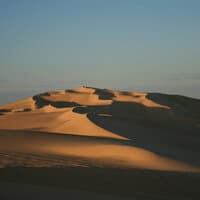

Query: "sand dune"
<box><xmin>0</xmin><ymin>182</ymin><xmax>134</xmax><ymax>200</ymax></box>
<box><xmin>0</xmin><ymin>105</ymin><xmax>125</xmax><ymax>140</ymax></box>
<box><xmin>0</xmin><ymin>130</ymin><xmax>199</xmax><ymax>172</ymax></box>
<box><xmin>0</xmin><ymin>86</ymin><xmax>170</xmax><ymax>139</ymax></box>
<box><xmin>0</xmin><ymin>97</ymin><xmax>36</xmax><ymax>112</ymax></box>
<box><xmin>0</xmin><ymin>86</ymin><xmax>200</xmax><ymax>170</ymax></box>
<box><xmin>45</xmin><ymin>109</ymin><xmax>126</xmax><ymax>139</ymax></box>
<box><xmin>0</xmin><ymin>86</ymin><xmax>200</xmax><ymax>199</ymax></box>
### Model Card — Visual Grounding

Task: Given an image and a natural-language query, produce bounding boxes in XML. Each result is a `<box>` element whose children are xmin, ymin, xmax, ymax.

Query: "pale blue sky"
<box><xmin>0</xmin><ymin>0</ymin><xmax>200</xmax><ymax>104</ymax></box>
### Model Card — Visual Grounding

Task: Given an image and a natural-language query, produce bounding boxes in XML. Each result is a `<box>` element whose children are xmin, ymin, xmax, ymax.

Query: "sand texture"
<box><xmin>0</xmin><ymin>87</ymin><xmax>200</xmax><ymax>199</ymax></box>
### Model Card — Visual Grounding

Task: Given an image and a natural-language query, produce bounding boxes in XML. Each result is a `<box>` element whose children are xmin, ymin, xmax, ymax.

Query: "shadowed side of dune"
<box><xmin>1</xmin><ymin>167</ymin><xmax>200</xmax><ymax>200</ymax></box>
<box><xmin>94</xmin><ymin>88</ymin><xmax>116</xmax><ymax>100</ymax></box>
<box><xmin>0</xmin><ymin>182</ymin><xmax>133</xmax><ymax>200</ymax></box>
<box><xmin>0</xmin><ymin>109</ymin><xmax>11</xmax><ymax>113</ymax></box>
<box><xmin>1</xmin><ymin>87</ymin><xmax>200</xmax><ymax>166</ymax></box>
<box><xmin>147</xmin><ymin>93</ymin><xmax>200</xmax><ymax>119</ymax></box>
<box><xmin>73</xmin><ymin>100</ymin><xmax>200</xmax><ymax>136</ymax></box>
<box><xmin>33</xmin><ymin>95</ymin><xmax>81</xmax><ymax>108</ymax></box>
<box><xmin>73</xmin><ymin>101</ymin><xmax>200</xmax><ymax>165</ymax></box>
<box><xmin>1</xmin><ymin>129</ymin><xmax>200</xmax><ymax>171</ymax></box>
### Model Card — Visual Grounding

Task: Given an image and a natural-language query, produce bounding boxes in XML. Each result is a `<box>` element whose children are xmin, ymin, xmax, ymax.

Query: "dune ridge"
<box><xmin>0</xmin><ymin>86</ymin><xmax>200</xmax><ymax>173</ymax></box>
<box><xmin>0</xmin><ymin>86</ymin><xmax>169</xmax><ymax>139</ymax></box>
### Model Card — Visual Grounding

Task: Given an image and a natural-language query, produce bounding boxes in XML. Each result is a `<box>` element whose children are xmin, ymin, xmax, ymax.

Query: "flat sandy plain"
<box><xmin>0</xmin><ymin>87</ymin><xmax>200</xmax><ymax>199</ymax></box>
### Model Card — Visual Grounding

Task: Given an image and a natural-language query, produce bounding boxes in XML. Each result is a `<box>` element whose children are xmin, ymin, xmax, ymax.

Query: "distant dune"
<box><xmin>0</xmin><ymin>86</ymin><xmax>200</xmax><ymax>199</ymax></box>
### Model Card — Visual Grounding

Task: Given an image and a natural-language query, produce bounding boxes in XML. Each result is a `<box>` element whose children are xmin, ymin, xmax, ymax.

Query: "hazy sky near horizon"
<box><xmin>0</xmin><ymin>0</ymin><xmax>200</xmax><ymax>104</ymax></box>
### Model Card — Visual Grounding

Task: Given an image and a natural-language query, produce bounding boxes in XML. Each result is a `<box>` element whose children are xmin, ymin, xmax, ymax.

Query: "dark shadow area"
<box><xmin>73</xmin><ymin>100</ymin><xmax>200</xmax><ymax>165</ymax></box>
<box><xmin>94</xmin><ymin>88</ymin><xmax>115</xmax><ymax>100</ymax></box>
<box><xmin>23</xmin><ymin>108</ymin><xmax>32</xmax><ymax>112</ymax></box>
<box><xmin>120</xmin><ymin>91</ymin><xmax>141</xmax><ymax>98</ymax></box>
<box><xmin>73</xmin><ymin>101</ymin><xmax>199</xmax><ymax>136</ymax></box>
<box><xmin>65</xmin><ymin>89</ymin><xmax>80</xmax><ymax>93</ymax></box>
<box><xmin>120</xmin><ymin>91</ymin><xmax>133</xmax><ymax>96</ymax></box>
<box><xmin>0</xmin><ymin>109</ymin><xmax>11</xmax><ymax>113</ymax></box>
<box><xmin>0</xmin><ymin>109</ymin><xmax>11</xmax><ymax>116</ymax></box>
<box><xmin>50</xmin><ymin>101</ymin><xmax>80</xmax><ymax>108</ymax></box>
<box><xmin>0</xmin><ymin>167</ymin><xmax>200</xmax><ymax>199</ymax></box>
<box><xmin>15</xmin><ymin>108</ymin><xmax>32</xmax><ymax>112</ymax></box>
<box><xmin>147</xmin><ymin>93</ymin><xmax>200</xmax><ymax>119</ymax></box>
<box><xmin>33</xmin><ymin>95</ymin><xmax>81</xmax><ymax>108</ymax></box>
<box><xmin>33</xmin><ymin>95</ymin><xmax>49</xmax><ymax>108</ymax></box>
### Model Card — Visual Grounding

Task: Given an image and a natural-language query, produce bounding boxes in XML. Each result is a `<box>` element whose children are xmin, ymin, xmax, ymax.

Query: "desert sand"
<box><xmin>0</xmin><ymin>86</ymin><xmax>200</xmax><ymax>199</ymax></box>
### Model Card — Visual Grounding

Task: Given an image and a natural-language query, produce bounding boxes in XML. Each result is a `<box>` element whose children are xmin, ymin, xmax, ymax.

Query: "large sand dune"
<box><xmin>0</xmin><ymin>130</ymin><xmax>199</xmax><ymax>172</ymax></box>
<box><xmin>0</xmin><ymin>86</ymin><xmax>200</xmax><ymax>199</ymax></box>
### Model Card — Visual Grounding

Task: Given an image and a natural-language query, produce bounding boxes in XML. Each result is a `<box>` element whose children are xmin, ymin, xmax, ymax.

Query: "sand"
<box><xmin>0</xmin><ymin>86</ymin><xmax>200</xmax><ymax>199</ymax></box>
<box><xmin>0</xmin><ymin>182</ymin><xmax>134</xmax><ymax>200</ymax></box>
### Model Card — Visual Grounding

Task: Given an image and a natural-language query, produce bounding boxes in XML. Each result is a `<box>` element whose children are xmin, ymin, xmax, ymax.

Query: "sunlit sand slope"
<box><xmin>0</xmin><ymin>86</ymin><xmax>200</xmax><ymax>172</ymax></box>
<box><xmin>0</xmin><ymin>86</ymin><xmax>170</xmax><ymax>139</ymax></box>
<box><xmin>0</xmin><ymin>130</ymin><xmax>199</xmax><ymax>172</ymax></box>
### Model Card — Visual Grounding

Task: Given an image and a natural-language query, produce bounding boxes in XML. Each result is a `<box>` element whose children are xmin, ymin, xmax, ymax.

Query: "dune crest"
<box><xmin>0</xmin><ymin>86</ymin><xmax>200</xmax><ymax>172</ymax></box>
<box><xmin>0</xmin><ymin>97</ymin><xmax>36</xmax><ymax>112</ymax></box>
<box><xmin>45</xmin><ymin>108</ymin><xmax>126</xmax><ymax>140</ymax></box>
<box><xmin>0</xmin><ymin>87</ymin><xmax>170</xmax><ymax>139</ymax></box>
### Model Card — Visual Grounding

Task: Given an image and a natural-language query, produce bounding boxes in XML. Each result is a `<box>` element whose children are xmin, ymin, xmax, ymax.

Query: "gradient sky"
<box><xmin>0</xmin><ymin>0</ymin><xmax>200</xmax><ymax>104</ymax></box>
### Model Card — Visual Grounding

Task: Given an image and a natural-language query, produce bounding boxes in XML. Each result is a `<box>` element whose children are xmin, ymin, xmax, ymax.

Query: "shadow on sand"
<box><xmin>0</xmin><ymin>167</ymin><xmax>200</xmax><ymax>199</ymax></box>
<box><xmin>32</xmin><ymin>90</ymin><xmax>200</xmax><ymax>166</ymax></box>
<box><xmin>73</xmin><ymin>98</ymin><xmax>200</xmax><ymax>165</ymax></box>
<box><xmin>33</xmin><ymin>95</ymin><xmax>81</xmax><ymax>108</ymax></box>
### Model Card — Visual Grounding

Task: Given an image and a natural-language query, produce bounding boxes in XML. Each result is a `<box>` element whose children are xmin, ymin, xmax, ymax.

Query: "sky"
<box><xmin>0</xmin><ymin>0</ymin><xmax>200</xmax><ymax>104</ymax></box>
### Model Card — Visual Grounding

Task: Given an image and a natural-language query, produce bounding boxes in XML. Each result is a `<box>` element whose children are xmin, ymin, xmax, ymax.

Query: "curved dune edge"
<box><xmin>51</xmin><ymin>143</ymin><xmax>200</xmax><ymax>172</ymax></box>
<box><xmin>38</xmin><ymin>87</ymin><xmax>170</xmax><ymax>108</ymax></box>
<box><xmin>0</xmin><ymin>130</ymin><xmax>200</xmax><ymax>172</ymax></box>
<box><xmin>0</xmin><ymin>87</ymin><xmax>199</xmax><ymax>173</ymax></box>
<box><xmin>111</xmin><ymin>90</ymin><xmax>170</xmax><ymax>109</ymax></box>
<box><xmin>44</xmin><ymin>109</ymin><xmax>127</xmax><ymax>140</ymax></box>
<box><xmin>0</xmin><ymin>97</ymin><xmax>36</xmax><ymax>112</ymax></box>
<box><xmin>0</xmin><ymin>106</ymin><xmax>127</xmax><ymax>140</ymax></box>
<box><xmin>0</xmin><ymin>86</ymin><xmax>171</xmax><ymax>140</ymax></box>
<box><xmin>0</xmin><ymin>87</ymin><xmax>169</xmax><ymax>111</ymax></box>
<box><xmin>0</xmin><ymin>87</ymin><xmax>171</xmax><ymax>140</ymax></box>
<box><xmin>41</xmin><ymin>87</ymin><xmax>112</xmax><ymax>106</ymax></box>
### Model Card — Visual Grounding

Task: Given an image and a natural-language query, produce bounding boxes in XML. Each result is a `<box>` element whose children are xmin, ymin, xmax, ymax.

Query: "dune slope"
<box><xmin>0</xmin><ymin>130</ymin><xmax>200</xmax><ymax>172</ymax></box>
<box><xmin>0</xmin><ymin>86</ymin><xmax>200</xmax><ymax>172</ymax></box>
